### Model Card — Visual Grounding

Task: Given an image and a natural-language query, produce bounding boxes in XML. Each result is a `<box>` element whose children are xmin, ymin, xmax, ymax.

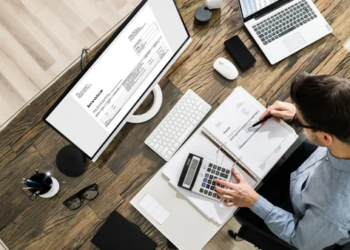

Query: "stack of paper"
<box><xmin>139</xmin><ymin>194</ymin><xmax>170</xmax><ymax>225</ymax></box>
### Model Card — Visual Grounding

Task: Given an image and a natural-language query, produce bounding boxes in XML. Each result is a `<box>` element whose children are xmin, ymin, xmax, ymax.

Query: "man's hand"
<box><xmin>260</xmin><ymin>101</ymin><xmax>296</xmax><ymax>121</ymax></box>
<box><xmin>215</xmin><ymin>168</ymin><xmax>260</xmax><ymax>208</ymax></box>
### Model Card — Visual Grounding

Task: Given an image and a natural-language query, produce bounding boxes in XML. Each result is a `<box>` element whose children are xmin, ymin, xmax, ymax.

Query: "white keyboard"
<box><xmin>145</xmin><ymin>90</ymin><xmax>211</xmax><ymax>161</ymax></box>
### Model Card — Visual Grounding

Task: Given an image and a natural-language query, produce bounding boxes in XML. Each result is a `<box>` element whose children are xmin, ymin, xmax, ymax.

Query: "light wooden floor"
<box><xmin>0</xmin><ymin>0</ymin><xmax>140</xmax><ymax>127</ymax></box>
<box><xmin>0</xmin><ymin>1</ymin><xmax>255</xmax><ymax>249</ymax></box>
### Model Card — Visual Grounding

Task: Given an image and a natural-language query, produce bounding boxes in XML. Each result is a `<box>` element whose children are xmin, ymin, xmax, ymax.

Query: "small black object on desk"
<box><xmin>56</xmin><ymin>145</ymin><xmax>86</xmax><ymax>177</ymax></box>
<box><xmin>91</xmin><ymin>211</ymin><xmax>157</xmax><ymax>250</ymax></box>
<box><xmin>22</xmin><ymin>172</ymin><xmax>53</xmax><ymax>197</ymax></box>
<box><xmin>194</xmin><ymin>6</ymin><xmax>212</xmax><ymax>24</ymax></box>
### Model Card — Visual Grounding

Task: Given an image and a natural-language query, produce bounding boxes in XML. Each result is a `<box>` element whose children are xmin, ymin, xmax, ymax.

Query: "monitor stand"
<box><xmin>128</xmin><ymin>84</ymin><xmax>163</xmax><ymax>124</ymax></box>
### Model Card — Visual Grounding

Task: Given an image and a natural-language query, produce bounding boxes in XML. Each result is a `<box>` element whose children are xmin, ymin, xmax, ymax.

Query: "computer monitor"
<box><xmin>44</xmin><ymin>0</ymin><xmax>191</xmax><ymax>162</ymax></box>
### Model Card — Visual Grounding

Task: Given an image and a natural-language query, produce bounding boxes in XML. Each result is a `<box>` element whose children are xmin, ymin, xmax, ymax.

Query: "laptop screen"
<box><xmin>240</xmin><ymin>0</ymin><xmax>280</xmax><ymax>18</ymax></box>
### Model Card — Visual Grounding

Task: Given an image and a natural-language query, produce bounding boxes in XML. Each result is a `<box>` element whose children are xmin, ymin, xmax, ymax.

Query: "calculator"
<box><xmin>178</xmin><ymin>154</ymin><xmax>232</xmax><ymax>202</ymax></box>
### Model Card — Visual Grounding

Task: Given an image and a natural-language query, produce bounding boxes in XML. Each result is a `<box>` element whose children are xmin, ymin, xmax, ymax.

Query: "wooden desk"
<box><xmin>0</xmin><ymin>0</ymin><xmax>350</xmax><ymax>249</ymax></box>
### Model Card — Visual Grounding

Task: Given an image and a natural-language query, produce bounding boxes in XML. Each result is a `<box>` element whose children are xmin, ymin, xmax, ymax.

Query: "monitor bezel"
<box><xmin>239</xmin><ymin>0</ymin><xmax>292</xmax><ymax>22</ymax></box>
<box><xmin>43</xmin><ymin>0</ymin><xmax>191</xmax><ymax>159</ymax></box>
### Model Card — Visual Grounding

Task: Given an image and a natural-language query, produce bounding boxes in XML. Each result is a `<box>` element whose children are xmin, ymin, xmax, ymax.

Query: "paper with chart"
<box><xmin>203</xmin><ymin>87</ymin><xmax>298</xmax><ymax>179</ymax></box>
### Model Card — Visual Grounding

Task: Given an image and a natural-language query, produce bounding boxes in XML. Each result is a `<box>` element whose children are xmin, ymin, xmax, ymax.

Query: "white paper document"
<box><xmin>139</xmin><ymin>194</ymin><xmax>170</xmax><ymax>225</ymax></box>
<box><xmin>71</xmin><ymin>4</ymin><xmax>172</xmax><ymax>133</ymax></box>
<box><xmin>203</xmin><ymin>87</ymin><xmax>297</xmax><ymax>179</ymax></box>
<box><xmin>0</xmin><ymin>239</ymin><xmax>8</xmax><ymax>250</ymax></box>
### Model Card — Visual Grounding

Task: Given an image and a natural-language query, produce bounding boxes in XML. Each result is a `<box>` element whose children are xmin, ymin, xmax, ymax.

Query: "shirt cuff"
<box><xmin>251</xmin><ymin>196</ymin><xmax>274</xmax><ymax>220</ymax></box>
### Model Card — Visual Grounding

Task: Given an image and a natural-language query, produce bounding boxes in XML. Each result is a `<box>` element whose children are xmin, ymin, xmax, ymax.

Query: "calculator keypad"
<box><xmin>195</xmin><ymin>159</ymin><xmax>232</xmax><ymax>201</ymax></box>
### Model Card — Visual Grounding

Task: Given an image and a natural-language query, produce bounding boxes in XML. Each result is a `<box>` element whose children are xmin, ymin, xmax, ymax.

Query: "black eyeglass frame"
<box><xmin>63</xmin><ymin>183</ymin><xmax>99</xmax><ymax>210</ymax></box>
<box><xmin>288</xmin><ymin>114</ymin><xmax>320</xmax><ymax>131</ymax></box>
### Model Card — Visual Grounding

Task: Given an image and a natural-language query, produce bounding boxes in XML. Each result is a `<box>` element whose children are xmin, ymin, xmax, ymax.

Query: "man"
<box><xmin>214</xmin><ymin>73</ymin><xmax>350</xmax><ymax>249</ymax></box>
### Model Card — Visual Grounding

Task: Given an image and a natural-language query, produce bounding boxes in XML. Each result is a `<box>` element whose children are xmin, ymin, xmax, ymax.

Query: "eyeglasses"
<box><xmin>63</xmin><ymin>184</ymin><xmax>99</xmax><ymax>210</ymax></box>
<box><xmin>289</xmin><ymin>114</ymin><xmax>320</xmax><ymax>130</ymax></box>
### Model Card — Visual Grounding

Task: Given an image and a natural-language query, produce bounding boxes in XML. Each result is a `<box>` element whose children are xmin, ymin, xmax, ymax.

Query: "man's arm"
<box><xmin>215</xmin><ymin>170</ymin><xmax>347</xmax><ymax>249</ymax></box>
<box><xmin>252</xmin><ymin>196</ymin><xmax>347</xmax><ymax>249</ymax></box>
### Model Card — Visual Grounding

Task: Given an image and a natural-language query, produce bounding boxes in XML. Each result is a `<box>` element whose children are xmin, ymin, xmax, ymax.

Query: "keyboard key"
<box><xmin>200</xmin><ymin>188</ymin><xmax>204</xmax><ymax>193</ymax></box>
<box><xmin>213</xmin><ymin>165</ymin><xmax>217</xmax><ymax>169</ymax></box>
<box><xmin>202</xmin><ymin>183</ymin><xmax>205</xmax><ymax>187</ymax></box>
<box><xmin>205</xmin><ymin>173</ymin><xmax>209</xmax><ymax>178</ymax></box>
<box><xmin>210</xmin><ymin>186</ymin><xmax>215</xmax><ymax>190</ymax></box>
<box><xmin>221</xmin><ymin>168</ymin><xmax>225</xmax><ymax>172</ymax></box>
<box><xmin>204</xmin><ymin>190</ymin><xmax>208</xmax><ymax>194</ymax></box>
<box><xmin>204</xmin><ymin>178</ymin><xmax>207</xmax><ymax>182</ymax></box>
<box><xmin>226</xmin><ymin>170</ymin><xmax>230</xmax><ymax>174</ymax></box>
<box><xmin>216</xmin><ymin>171</ymin><xmax>220</xmax><ymax>175</ymax></box>
<box><xmin>209</xmin><ymin>192</ymin><xmax>212</xmax><ymax>196</ymax></box>
<box><xmin>217</xmin><ymin>167</ymin><xmax>221</xmax><ymax>171</ymax></box>
<box><xmin>209</xmin><ymin>175</ymin><xmax>213</xmax><ymax>179</ymax></box>
<box><xmin>207</xmin><ymin>168</ymin><xmax>211</xmax><ymax>172</ymax></box>
<box><xmin>278</xmin><ymin>26</ymin><xmax>296</xmax><ymax>38</ymax></box>
<box><xmin>209</xmin><ymin>163</ymin><xmax>213</xmax><ymax>167</ymax></box>
<box><xmin>206</xmin><ymin>184</ymin><xmax>210</xmax><ymax>188</ymax></box>
<box><xmin>208</xmin><ymin>180</ymin><xmax>212</xmax><ymax>184</ymax></box>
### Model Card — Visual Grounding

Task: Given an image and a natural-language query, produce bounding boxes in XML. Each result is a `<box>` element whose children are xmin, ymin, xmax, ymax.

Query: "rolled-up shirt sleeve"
<box><xmin>251</xmin><ymin>196</ymin><xmax>348</xmax><ymax>250</ymax></box>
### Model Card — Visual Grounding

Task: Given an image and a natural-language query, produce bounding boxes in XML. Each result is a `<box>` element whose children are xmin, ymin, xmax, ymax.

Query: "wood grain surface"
<box><xmin>0</xmin><ymin>0</ymin><xmax>349</xmax><ymax>249</ymax></box>
<box><xmin>0</xmin><ymin>0</ymin><xmax>141</xmax><ymax>127</ymax></box>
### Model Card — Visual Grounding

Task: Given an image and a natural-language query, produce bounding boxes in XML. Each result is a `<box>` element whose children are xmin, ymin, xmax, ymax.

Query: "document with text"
<box><xmin>202</xmin><ymin>87</ymin><xmax>298</xmax><ymax>179</ymax></box>
<box><xmin>71</xmin><ymin>4</ymin><xmax>173</xmax><ymax>133</ymax></box>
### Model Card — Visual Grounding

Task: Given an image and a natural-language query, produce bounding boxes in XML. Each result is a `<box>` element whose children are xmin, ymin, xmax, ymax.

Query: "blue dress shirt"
<box><xmin>251</xmin><ymin>147</ymin><xmax>350</xmax><ymax>249</ymax></box>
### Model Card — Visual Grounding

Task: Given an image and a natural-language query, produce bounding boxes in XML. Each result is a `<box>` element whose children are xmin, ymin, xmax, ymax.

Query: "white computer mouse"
<box><xmin>213</xmin><ymin>57</ymin><xmax>238</xmax><ymax>80</ymax></box>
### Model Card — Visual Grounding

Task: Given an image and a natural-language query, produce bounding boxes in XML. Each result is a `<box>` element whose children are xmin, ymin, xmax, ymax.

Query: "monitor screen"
<box><xmin>45</xmin><ymin>0</ymin><xmax>190</xmax><ymax>159</ymax></box>
<box><xmin>240</xmin><ymin>0</ymin><xmax>280</xmax><ymax>18</ymax></box>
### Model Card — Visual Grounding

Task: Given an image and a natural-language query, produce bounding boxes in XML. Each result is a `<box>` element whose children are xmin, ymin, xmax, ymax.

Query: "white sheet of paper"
<box><xmin>0</xmin><ymin>239</ymin><xmax>8</xmax><ymax>250</ymax></box>
<box><xmin>139</xmin><ymin>194</ymin><xmax>170</xmax><ymax>225</ymax></box>
<box><xmin>203</xmin><ymin>87</ymin><xmax>297</xmax><ymax>179</ymax></box>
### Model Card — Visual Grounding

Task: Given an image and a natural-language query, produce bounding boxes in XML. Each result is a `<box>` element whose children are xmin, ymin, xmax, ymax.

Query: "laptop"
<box><xmin>238</xmin><ymin>0</ymin><xmax>332</xmax><ymax>65</ymax></box>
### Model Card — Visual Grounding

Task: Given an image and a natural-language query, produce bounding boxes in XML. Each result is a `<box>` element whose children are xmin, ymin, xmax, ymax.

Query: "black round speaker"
<box><xmin>56</xmin><ymin>145</ymin><xmax>86</xmax><ymax>177</ymax></box>
<box><xmin>194</xmin><ymin>6</ymin><xmax>212</xmax><ymax>24</ymax></box>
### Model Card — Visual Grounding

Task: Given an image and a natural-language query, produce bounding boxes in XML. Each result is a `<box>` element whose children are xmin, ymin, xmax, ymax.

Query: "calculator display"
<box><xmin>183</xmin><ymin>156</ymin><xmax>200</xmax><ymax>188</ymax></box>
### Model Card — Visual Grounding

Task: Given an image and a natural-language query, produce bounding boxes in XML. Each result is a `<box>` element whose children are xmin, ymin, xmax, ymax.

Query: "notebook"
<box><xmin>162</xmin><ymin>86</ymin><xmax>297</xmax><ymax>224</ymax></box>
<box><xmin>91</xmin><ymin>211</ymin><xmax>157</xmax><ymax>250</ymax></box>
<box><xmin>202</xmin><ymin>86</ymin><xmax>298</xmax><ymax>180</ymax></box>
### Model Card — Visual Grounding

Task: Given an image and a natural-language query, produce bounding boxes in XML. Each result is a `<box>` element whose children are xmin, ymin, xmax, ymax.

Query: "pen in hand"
<box><xmin>250</xmin><ymin>114</ymin><xmax>273</xmax><ymax>128</ymax></box>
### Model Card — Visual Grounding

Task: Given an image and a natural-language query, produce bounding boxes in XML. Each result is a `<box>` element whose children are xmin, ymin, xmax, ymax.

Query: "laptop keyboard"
<box><xmin>253</xmin><ymin>0</ymin><xmax>317</xmax><ymax>46</ymax></box>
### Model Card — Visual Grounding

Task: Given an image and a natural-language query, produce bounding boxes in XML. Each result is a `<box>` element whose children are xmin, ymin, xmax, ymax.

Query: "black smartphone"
<box><xmin>224</xmin><ymin>36</ymin><xmax>256</xmax><ymax>70</ymax></box>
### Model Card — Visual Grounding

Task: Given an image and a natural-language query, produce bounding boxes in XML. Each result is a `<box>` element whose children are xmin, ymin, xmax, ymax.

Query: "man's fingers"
<box><xmin>270</xmin><ymin>109</ymin><xmax>287</xmax><ymax>118</ymax></box>
<box><xmin>259</xmin><ymin>107</ymin><xmax>272</xmax><ymax>120</ymax></box>
<box><xmin>223</xmin><ymin>201</ymin><xmax>235</xmax><ymax>207</ymax></box>
<box><xmin>231</xmin><ymin>168</ymin><xmax>243</xmax><ymax>183</ymax></box>
<box><xmin>214</xmin><ymin>178</ymin><xmax>235</xmax><ymax>188</ymax></box>
<box><xmin>215</xmin><ymin>185</ymin><xmax>232</xmax><ymax>195</ymax></box>
<box><xmin>217</xmin><ymin>194</ymin><xmax>233</xmax><ymax>200</ymax></box>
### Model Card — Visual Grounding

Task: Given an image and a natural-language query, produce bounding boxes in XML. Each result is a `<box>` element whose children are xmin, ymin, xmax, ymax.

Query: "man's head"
<box><xmin>290</xmin><ymin>73</ymin><xmax>350</xmax><ymax>147</ymax></box>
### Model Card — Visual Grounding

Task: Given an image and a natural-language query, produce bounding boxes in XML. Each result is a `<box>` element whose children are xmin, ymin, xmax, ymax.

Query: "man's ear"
<box><xmin>321</xmin><ymin>132</ymin><xmax>333</xmax><ymax>146</ymax></box>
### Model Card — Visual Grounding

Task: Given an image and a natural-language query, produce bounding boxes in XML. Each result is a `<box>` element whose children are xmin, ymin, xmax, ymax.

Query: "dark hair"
<box><xmin>290</xmin><ymin>73</ymin><xmax>350</xmax><ymax>144</ymax></box>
